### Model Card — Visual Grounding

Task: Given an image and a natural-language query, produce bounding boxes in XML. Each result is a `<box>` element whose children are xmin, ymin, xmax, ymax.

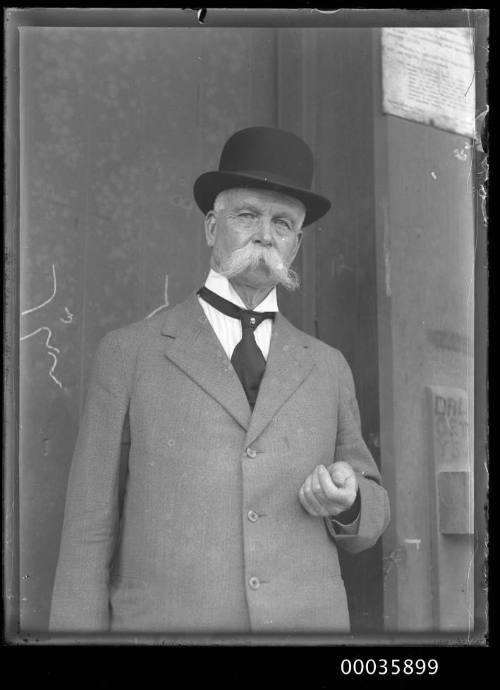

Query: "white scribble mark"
<box><xmin>147</xmin><ymin>273</ymin><xmax>169</xmax><ymax>319</ymax></box>
<box><xmin>20</xmin><ymin>326</ymin><xmax>62</xmax><ymax>388</ymax></box>
<box><xmin>382</xmin><ymin>200</ymin><xmax>391</xmax><ymax>297</ymax></box>
<box><xmin>21</xmin><ymin>264</ymin><xmax>57</xmax><ymax>315</ymax></box>
<box><xmin>404</xmin><ymin>538</ymin><xmax>421</xmax><ymax>551</ymax></box>
<box><xmin>59</xmin><ymin>307</ymin><xmax>74</xmax><ymax>324</ymax></box>
<box><xmin>464</xmin><ymin>543</ymin><xmax>475</xmax><ymax>642</ymax></box>
<box><xmin>47</xmin><ymin>352</ymin><xmax>63</xmax><ymax>388</ymax></box>
<box><xmin>20</xmin><ymin>263</ymin><xmax>74</xmax><ymax>388</ymax></box>
<box><xmin>20</xmin><ymin>326</ymin><xmax>60</xmax><ymax>353</ymax></box>
<box><xmin>430</xmin><ymin>171</ymin><xmax>437</xmax><ymax>180</ymax></box>
<box><xmin>164</xmin><ymin>274</ymin><xmax>169</xmax><ymax>306</ymax></box>
<box><xmin>147</xmin><ymin>304</ymin><xmax>167</xmax><ymax>319</ymax></box>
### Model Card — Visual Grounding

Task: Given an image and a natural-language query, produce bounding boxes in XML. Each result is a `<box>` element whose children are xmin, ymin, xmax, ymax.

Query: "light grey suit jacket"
<box><xmin>50</xmin><ymin>293</ymin><xmax>390</xmax><ymax>633</ymax></box>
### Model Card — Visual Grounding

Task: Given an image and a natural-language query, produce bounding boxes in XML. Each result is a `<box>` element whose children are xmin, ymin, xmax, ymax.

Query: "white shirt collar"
<box><xmin>204</xmin><ymin>269</ymin><xmax>279</xmax><ymax>313</ymax></box>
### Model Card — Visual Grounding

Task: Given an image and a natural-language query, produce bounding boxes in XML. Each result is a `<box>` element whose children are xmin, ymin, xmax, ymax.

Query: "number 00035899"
<box><xmin>340</xmin><ymin>658</ymin><xmax>438</xmax><ymax>675</ymax></box>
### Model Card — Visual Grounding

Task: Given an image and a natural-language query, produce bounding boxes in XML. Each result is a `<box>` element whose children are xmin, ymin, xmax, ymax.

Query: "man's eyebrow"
<box><xmin>232</xmin><ymin>203</ymin><xmax>262</xmax><ymax>213</ymax></box>
<box><xmin>233</xmin><ymin>203</ymin><xmax>298</xmax><ymax>219</ymax></box>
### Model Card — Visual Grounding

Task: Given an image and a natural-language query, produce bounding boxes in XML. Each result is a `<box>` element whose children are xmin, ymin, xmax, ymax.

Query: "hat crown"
<box><xmin>218</xmin><ymin>127</ymin><xmax>314</xmax><ymax>191</ymax></box>
<box><xmin>193</xmin><ymin>125</ymin><xmax>331</xmax><ymax>226</ymax></box>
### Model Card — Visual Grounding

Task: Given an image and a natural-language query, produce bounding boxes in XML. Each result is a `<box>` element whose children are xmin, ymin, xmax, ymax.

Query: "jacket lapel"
<box><xmin>161</xmin><ymin>294</ymin><xmax>251</xmax><ymax>431</ymax></box>
<box><xmin>245</xmin><ymin>313</ymin><xmax>316</xmax><ymax>447</ymax></box>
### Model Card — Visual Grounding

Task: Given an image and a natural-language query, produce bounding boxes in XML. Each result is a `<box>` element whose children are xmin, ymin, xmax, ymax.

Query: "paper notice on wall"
<box><xmin>382</xmin><ymin>28</ymin><xmax>475</xmax><ymax>138</ymax></box>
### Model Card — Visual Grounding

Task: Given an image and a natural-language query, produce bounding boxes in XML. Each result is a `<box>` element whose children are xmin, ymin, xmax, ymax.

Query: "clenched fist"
<box><xmin>298</xmin><ymin>461</ymin><xmax>359</xmax><ymax>518</ymax></box>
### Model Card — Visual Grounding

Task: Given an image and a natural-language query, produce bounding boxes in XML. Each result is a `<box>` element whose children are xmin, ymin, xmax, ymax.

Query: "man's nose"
<box><xmin>253</xmin><ymin>216</ymin><xmax>273</xmax><ymax>246</ymax></box>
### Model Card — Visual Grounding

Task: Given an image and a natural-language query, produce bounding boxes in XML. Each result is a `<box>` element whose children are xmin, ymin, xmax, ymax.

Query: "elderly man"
<box><xmin>50</xmin><ymin>126</ymin><xmax>390</xmax><ymax>634</ymax></box>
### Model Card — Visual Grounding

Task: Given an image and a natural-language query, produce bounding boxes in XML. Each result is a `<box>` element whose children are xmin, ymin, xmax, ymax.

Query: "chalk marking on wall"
<box><xmin>59</xmin><ymin>307</ymin><xmax>74</xmax><ymax>323</ymax></box>
<box><xmin>404</xmin><ymin>538</ymin><xmax>422</xmax><ymax>550</ymax></box>
<box><xmin>20</xmin><ymin>264</ymin><xmax>74</xmax><ymax>389</ymax></box>
<box><xmin>47</xmin><ymin>352</ymin><xmax>63</xmax><ymax>389</ymax></box>
<box><xmin>21</xmin><ymin>264</ymin><xmax>57</xmax><ymax>315</ymax></box>
<box><xmin>382</xmin><ymin>200</ymin><xmax>392</xmax><ymax>297</ymax></box>
<box><xmin>20</xmin><ymin>326</ymin><xmax>63</xmax><ymax>388</ymax></box>
<box><xmin>146</xmin><ymin>273</ymin><xmax>169</xmax><ymax>319</ymax></box>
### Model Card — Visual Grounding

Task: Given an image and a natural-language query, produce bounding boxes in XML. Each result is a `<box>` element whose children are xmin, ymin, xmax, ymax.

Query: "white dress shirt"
<box><xmin>198</xmin><ymin>269</ymin><xmax>277</xmax><ymax>361</ymax></box>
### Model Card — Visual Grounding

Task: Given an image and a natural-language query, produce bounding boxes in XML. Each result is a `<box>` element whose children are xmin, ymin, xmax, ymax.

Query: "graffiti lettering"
<box><xmin>433</xmin><ymin>394</ymin><xmax>468</xmax><ymax>461</ymax></box>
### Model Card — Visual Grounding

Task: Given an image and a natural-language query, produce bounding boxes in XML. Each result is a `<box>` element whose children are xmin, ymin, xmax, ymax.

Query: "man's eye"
<box><xmin>276</xmin><ymin>219</ymin><xmax>292</xmax><ymax>230</ymax></box>
<box><xmin>238</xmin><ymin>212</ymin><xmax>256</xmax><ymax>220</ymax></box>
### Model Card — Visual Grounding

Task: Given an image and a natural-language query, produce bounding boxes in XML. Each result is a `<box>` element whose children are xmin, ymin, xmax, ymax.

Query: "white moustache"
<box><xmin>216</xmin><ymin>244</ymin><xmax>299</xmax><ymax>291</ymax></box>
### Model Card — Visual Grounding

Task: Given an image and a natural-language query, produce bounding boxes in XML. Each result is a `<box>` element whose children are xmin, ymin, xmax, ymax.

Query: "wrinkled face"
<box><xmin>204</xmin><ymin>187</ymin><xmax>305</xmax><ymax>290</ymax></box>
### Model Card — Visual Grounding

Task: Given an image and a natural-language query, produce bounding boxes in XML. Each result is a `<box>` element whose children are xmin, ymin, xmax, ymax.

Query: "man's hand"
<box><xmin>298</xmin><ymin>461</ymin><xmax>359</xmax><ymax>518</ymax></box>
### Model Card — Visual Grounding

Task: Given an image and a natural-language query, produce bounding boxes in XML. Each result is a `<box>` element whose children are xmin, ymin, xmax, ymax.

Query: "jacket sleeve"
<box><xmin>49</xmin><ymin>330</ymin><xmax>131</xmax><ymax>632</ymax></box>
<box><xmin>325</xmin><ymin>351</ymin><xmax>390</xmax><ymax>553</ymax></box>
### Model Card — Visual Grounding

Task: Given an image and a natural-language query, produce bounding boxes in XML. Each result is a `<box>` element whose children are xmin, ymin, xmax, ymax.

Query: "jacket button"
<box><xmin>247</xmin><ymin>510</ymin><xmax>259</xmax><ymax>523</ymax></box>
<box><xmin>246</xmin><ymin>447</ymin><xmax>257</xmax><ymax>458</ymax></box>
<box><xmin>248</xmin><ymin>576</ymin><xmax>260</xmax><ymax>590</ymax></box>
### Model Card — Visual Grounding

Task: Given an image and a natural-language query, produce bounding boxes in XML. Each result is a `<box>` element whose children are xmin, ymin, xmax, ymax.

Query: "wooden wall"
<box><xmin>19</xmin><ymin>27</ymin><xmax>278</xmax><ymax>631</ymax></box>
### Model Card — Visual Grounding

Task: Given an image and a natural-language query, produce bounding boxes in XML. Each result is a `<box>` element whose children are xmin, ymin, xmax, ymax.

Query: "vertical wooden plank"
<box><xmin>5</xmin><ymin>14</ymin><xmax>21</xmax><ymax>639</ymax></box>
<box><xmin>20</xmin><ymin>28</ymin><xmax>90</xmax><ymax>632</ymax></box>
<box><xmin>313</xmin><ymin>28</ymin><xmax>383</xmax><ymax>633</ymax></box>
<box><xmin>275</xmin><ymin>28</ymin><xmax>308</xmax><ymax>331</ymax></box>
<box><xmin>299</xmin><ymin>30</ymin><xmax>319</xmax><ymax>339</ymax></box>
<box><xmin>277</xmin><ymin>28</ymin><xmax>384</xmax><ymax>632</ymax></box>
<box><xmin>472</xmin><ymin>17</ymin><xmax>488</xmax><ymax>635</ymax></box>
<box><xmin>374</xmin><ymin>26</ymin><xmax>475</xmax><ymax>632</ymax></box>
<box><xmin>248</xmin><ymin>29</ymin><xmax>277</xmax><ymax>127</ymax></box>
<box><xmin>372</xmin><ymin>28</ymin><xmax>400</xmax><ymax>633</ymax></box>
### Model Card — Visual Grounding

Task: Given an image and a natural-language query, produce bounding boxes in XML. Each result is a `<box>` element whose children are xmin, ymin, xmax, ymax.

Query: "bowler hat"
<box><xmin>193</xmin><ymin>127</ymin><xmax>331</xmax><ymax>227</ymax></box>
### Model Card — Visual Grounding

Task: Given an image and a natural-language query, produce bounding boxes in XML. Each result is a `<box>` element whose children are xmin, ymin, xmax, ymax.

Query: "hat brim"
<box><xmin>193</xmin><ymin>171</ymin><xmax>331</xmax><ymax>227</ymax></box>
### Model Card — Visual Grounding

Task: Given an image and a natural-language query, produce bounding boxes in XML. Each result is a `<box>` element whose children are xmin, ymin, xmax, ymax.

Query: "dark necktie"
<box><xmin>197</xmin><ymin>286</ymin><xmax>276</xmax><ymax>408</ymax></box>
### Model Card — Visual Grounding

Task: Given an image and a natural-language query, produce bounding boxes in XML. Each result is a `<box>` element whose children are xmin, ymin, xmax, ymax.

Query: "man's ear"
<box><xmin>205</xmin><ymin>211</ymin><xmax>217</xmax><ymax>247</ymax></box>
